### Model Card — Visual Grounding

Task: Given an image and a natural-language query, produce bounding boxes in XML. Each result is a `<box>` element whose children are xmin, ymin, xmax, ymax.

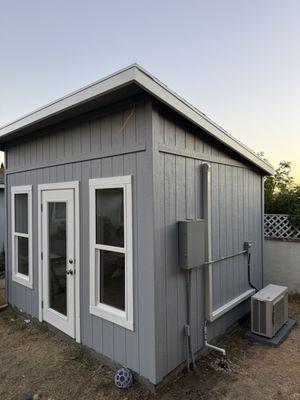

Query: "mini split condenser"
<box><xmin>251</xmin><ymin>284</ymin><xmax>288</xmax><ymax>338</ymax></box>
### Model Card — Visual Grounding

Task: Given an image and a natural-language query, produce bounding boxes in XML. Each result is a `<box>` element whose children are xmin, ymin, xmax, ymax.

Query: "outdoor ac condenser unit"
<box><xmin>251</xmin><ymin>284</ymin><xmax>288</xmax><ymax>338</ymax></box>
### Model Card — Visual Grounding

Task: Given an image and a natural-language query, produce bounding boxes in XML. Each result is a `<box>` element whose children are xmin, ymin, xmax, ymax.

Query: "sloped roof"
<box><xmin>0</xmin><ymin>64</ymin><xmax>273</xmax><ymax>175</ymax></box>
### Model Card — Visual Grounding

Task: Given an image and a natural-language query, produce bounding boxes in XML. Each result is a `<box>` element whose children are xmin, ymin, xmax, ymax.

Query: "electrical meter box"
<box><xmin>178</xmin><ymin>220</ymin><xmax>205</xmax><ymax>269</ymax></box>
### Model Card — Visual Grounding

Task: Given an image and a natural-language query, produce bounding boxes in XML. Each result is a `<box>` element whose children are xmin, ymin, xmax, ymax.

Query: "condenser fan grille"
<box><xmin>251</xmin><ymin>285</ymin><xmax>288</xmax><ymax>338</ymax></box>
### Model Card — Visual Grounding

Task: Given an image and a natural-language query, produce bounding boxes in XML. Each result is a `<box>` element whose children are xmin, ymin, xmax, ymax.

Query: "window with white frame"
<box><xmin>11</xmin><ymin>186</ymin><xmax>32</xmax><ymax>288</ymax></box>
<box><xmin>89</xmin><ymin>176</ymin><xmax>133</xmax><ymax>330</ymax></box>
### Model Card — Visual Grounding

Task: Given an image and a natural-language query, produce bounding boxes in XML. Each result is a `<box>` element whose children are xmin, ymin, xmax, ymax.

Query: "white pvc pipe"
<box><xmin>202</xmin><ymin>163</ymin><xmax>213</xmax><ymax>320</ymax></box>
<box><xmin>204</xmin><ymin>320</ymin><xmax>226</xmax><ymax>356</ymax></box>
<box><xmin>202</xmin><ymin>163</ymin><xmax>226</xmax><ymax>356</ymax></box>
<box><xmin>205</xmin><ymin>342</ymin><xmax>226</xmax><ymax>356</ymax></box>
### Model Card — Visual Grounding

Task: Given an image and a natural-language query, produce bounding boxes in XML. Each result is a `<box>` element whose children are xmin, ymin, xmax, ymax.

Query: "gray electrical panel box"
<box><xmin>178</xmin><ymin>220</ymin><xmax>205</xmax><ymax>269</ymax></box>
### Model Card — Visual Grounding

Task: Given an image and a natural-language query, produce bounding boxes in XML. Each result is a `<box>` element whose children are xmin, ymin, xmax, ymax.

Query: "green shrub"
<box><xmin>265</xmin><ymin>161</ymin><xmax>300</xmax><ymax>229</ymax></box>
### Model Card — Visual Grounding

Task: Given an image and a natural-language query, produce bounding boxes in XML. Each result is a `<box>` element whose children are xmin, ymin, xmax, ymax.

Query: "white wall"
<box><xmin>264</xmin><ymin>239</ymin><xmax>300</xmax><ymax>293</ymax></box>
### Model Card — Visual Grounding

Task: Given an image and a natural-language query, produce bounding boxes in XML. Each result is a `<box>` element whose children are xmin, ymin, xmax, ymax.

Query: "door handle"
<box><xmin>66</xmin><ymin>269</ymin><xmax>74</xmax><ymax>276</ymax></box>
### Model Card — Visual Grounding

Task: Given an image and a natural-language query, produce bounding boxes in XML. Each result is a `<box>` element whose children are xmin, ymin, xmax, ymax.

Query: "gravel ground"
<box><xmin>0</xmin><ymin>279</ymin><xmax>299</xmax><ymax>400</ymax></box>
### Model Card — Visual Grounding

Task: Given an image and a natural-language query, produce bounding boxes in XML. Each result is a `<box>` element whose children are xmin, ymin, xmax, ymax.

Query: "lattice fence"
<box><xmin>264</xmin><ymin>214</ymin><xmax>300</xmax><ymax>239</ymax></box>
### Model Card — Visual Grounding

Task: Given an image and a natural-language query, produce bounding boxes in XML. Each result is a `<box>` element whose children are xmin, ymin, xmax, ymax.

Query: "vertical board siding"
<box><xmin>0</xmin><ymin>190</ymin><xmax>5</xmax><ymax>253</ymax></box>
<box><xmin>7</xmin><ymin>103</ymin><xmax>147</xmax><ymax>172</ymax></box>
<box><xmin>6</xmin><ymin>101</ymin><xmax>157</xmax><ymax>384</ymax></box>
<box><xmin>153</xmin><ymin>109</ymin><xmax>263</xmax><ymax>383</ymax></box>
<box><xmin>6</xmin><ymin>99</ymin><xmax>264</xmax><ymax>385</ymax></box>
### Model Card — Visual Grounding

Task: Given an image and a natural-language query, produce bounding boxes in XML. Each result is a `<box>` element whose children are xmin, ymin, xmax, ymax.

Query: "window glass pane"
<box><xmin>17</xmin><ymin>236</ymin><xmax>28</xmax><ymax>276</ymax></box>
<box><xmin>99</xmin><ymin>250</ymin><xmax>125</xmax><ymax>311</ymax></box>
<box><xmin>15</xmin><ymin>193</ymin><xmax>28</xmax><ymax>234</ymax></box>
<box><xmin>52</xmin><ymin>203</ymin><xmax>66</xmax><ymax>220</ymax></box>
<box><xmin>48</xmin><ymin>202</ymin><xmax>67</xmax><ymax>316</ymax></box>
<box><xmin>96</xmin><ymin>188</ymin><xmax>124</xmax><ymax>247</ymax></box>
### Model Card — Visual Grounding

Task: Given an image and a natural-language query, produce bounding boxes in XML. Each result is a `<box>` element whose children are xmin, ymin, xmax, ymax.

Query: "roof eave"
<box><xmin>0</xmin><ymin>64</ymin><xmax>274</xmax><ymax>175</ymax></box>
<box><xmin>132</xmin><ymin>66</ymin><xmax>274</xmax><ymax>175</ymax></box>
<box><xmin>0</xmin><ymin>64</ymin><xmax>137</xmax><ymax>142</ymax></box>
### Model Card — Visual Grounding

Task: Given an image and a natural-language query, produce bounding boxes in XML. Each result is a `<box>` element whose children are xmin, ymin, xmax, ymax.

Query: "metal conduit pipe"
<box><xmin>203</xmin><ymin>249</ymin><xmax>247</xmax><ymax>265</ymax></box>
<box><xmin>184</xmin><ymin>269</ymin><xmax>196</xmax><ymax>371</ymax></box>
<box><xmin>185</xmin><ymin>269</ymin><xmax>196</xmax><ymax>371</ymax></box>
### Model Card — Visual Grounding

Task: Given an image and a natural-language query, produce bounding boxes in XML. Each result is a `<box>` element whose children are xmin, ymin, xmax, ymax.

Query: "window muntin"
<box><xmin>89</xmin><ymin>176</ymin><xmax>133</xmax><ymax>331</ymax></box>
<box><xmin>11</xmin><ymin>186</ymin><xmax>32</xmax><ymax>288</ymax></box>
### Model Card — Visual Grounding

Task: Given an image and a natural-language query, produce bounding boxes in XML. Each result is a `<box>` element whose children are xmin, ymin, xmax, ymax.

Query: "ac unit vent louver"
<box><xmin>251</xmin><ymin>284</ymin><xmax>288</xmax><ymax>338</ymax></box>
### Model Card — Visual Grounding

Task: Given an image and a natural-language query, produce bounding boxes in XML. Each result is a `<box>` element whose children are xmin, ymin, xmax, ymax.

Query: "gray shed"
<box><xmin>0</xmin><ymin>65</ymin><xmax>273</xmax><ymax>387</ymax></box>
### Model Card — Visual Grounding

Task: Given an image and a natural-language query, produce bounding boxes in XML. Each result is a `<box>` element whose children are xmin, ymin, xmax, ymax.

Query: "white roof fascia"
<box><xmin>0</xmin><ymin>65</ymin><xmax>136</xmax><ymax>137</ymax></box>
<box><xmin>133</xmin><ymin>66</ymin><xmax>274</xmax><ymax>175</ymax></box>
<box><xmin>0</xmin><ymin>64</ymin><xmax>273</xmax><ymax>174</ymax></box>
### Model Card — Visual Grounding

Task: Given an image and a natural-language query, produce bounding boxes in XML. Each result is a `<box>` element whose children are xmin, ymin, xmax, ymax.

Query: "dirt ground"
<box><xmin>0</xmin><ymin>280</ymin><xmax>299</xmax><ymax>400</ymax></box>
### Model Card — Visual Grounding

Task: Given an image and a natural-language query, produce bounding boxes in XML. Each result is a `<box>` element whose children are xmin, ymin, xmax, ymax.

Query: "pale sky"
<box><xmin>0</xmin><ymin>0</ymin><xmax>299</xmax><ymax>181</ymax></box>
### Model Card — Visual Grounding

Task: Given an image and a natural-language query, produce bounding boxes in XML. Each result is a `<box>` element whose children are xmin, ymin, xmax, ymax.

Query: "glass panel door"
<box><xmin>42</xmin><ymin>188</ymin><xmax>75</xmax><ymax>338</ymax></box>
<box><xmin>48</xmin><ymin>202</ymin><xmax>67</xmax><ymax>316</ymax></box>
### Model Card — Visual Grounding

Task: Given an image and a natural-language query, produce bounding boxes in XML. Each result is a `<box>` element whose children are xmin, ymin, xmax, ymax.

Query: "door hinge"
<box><xmin>41</xmin><ymin>203</ymin><xmax>43</xmax><ymax>212</ymax></box>
<box><xmin>41</xmin><ymin>301</ymin><xmax>44</xmax><ymax>309</ymax></box>
<box><xmin>41</xmin><ymin>252</ymin><xmax>43</xmax><ymax>261</ymax></box>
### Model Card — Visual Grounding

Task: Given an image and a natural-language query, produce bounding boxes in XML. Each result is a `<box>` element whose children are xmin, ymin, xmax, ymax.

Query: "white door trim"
<box><xmin>38</xmin><ymin>181</ymin><xmax>80</xmax><ymax>343</ymax></box>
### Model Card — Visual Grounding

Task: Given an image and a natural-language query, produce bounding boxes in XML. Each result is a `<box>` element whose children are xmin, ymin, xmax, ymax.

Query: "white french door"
<box><xmin>41</xmin><ymin>188</ymin><xmax>76</xmax><ymax>338</ymax></box>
